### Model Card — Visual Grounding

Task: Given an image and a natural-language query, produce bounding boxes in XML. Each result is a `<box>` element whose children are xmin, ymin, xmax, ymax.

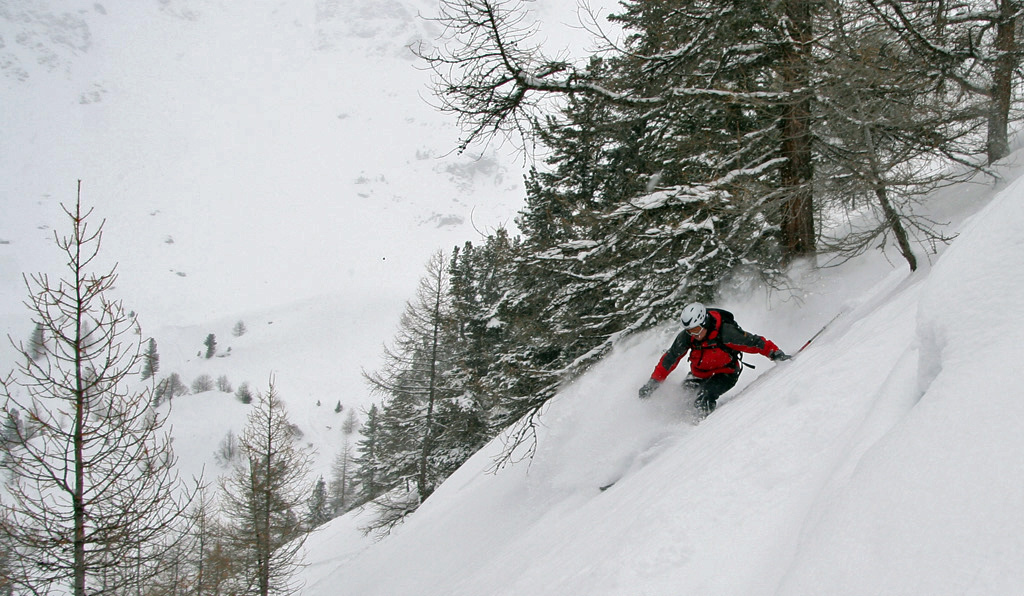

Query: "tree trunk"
<box><xmin>72</xmin><ymin>191</ymin><xmax>88</xmax><ymax>596</ymax></box>
<box><xmin>987</xmin><ymin>0</ymin><xmax>1017</xmax><ymax>164</ymax></box>
<box><xmin>876</xmin><ymin>186</ymin><xmax>918</xmax><ymax>271</ymax></box>
<box><xmin>418</xmin><ymin>266</ymin><xmax>444</xmax><ymax>502</ymax></box>
<box><xmin>779</xmin><ymin>0</ymin><xmax>817</xmax><ymax>258</ymax></box>
<box><xmin>863</xmin><ymin>125</ymin><xmax>917</xmax><ymax>271</ymax></box>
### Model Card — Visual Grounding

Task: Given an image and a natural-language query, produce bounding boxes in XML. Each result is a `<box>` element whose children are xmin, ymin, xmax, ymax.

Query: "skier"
<box><xmin>638</xmin><ymin>302</ymin><xmax>790</xmax><ymax>417</ymax></box>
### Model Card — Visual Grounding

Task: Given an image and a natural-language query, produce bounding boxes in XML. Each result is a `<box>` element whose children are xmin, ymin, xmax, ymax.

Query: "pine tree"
<box><xmin>141</xmin><ymin>337</ymin><xmax>159</xmax><ymax>380</ymax></box>
<box><xmin>204</xmin><ymin>334</ymin><xmax>217</xmax><ymax>359</ymax></box>
<box><xmin>236</xmin><ymin>381</ymin><xmax>254</xmax><ymax>404</ymax></box>
<box><xmin>306</xmin><ymin>477</ymin><xmax>332</xmax><ymax>529</ymax></box>
<box><xmin>447</xmin><ymin>232</ymin><xmax>519</xmax><ymax>443</ymax></box>
<box><xmin>0</xmin><ymin>189</ymin><xmax>197</xmax><ymax>596</ymax></box>
<box><xmin>27</xmin><ymin>323</ymin><xmax>45</xmax><ymax>363</ymax></box>
<box><xmin>352</xmin><ymin>404</ymin><xmax>384</xmax><ymax>504</ymax></box>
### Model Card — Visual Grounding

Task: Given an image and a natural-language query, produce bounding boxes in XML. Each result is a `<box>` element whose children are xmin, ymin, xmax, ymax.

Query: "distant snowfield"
<box><xmin>0</xmin><ymin>0</ymin><xmax>564</xmax><ymax>334</ymax></box>
<box><xmin>0</xmin><ymin>0</ymin><xmax>587</xmax><ymax>426</ymax></box>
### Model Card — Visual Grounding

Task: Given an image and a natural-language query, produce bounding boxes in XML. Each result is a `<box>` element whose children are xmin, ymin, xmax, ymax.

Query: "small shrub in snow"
<box><xmin>214</xmin><ymin>430</ymin><xmax>239</xmax><ymax>467</ymax></box>
<box><xmin>191</xmin><ymin>374</ymin><xmax>214</xmax><ymax>393</ymax></box>
<box><xmin>235</xmin><ymin>382</ymin><xmax>253</xmax><ymax>404</ymax></box>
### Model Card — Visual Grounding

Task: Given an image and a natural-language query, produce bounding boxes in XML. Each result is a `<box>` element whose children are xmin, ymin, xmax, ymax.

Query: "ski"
<box><xmin>597</xmin><ymin>433</ymin><xmax>683</xmax><ymax>492</ymax></box>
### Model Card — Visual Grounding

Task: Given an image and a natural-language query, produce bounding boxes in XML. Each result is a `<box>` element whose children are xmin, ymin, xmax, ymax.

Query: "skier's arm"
<box><xmin>640</xmin><ymin>335</ymin><xmax>689</xmax><ymax>398</ymax></box>
<box><xmin>719</xmin><ymin>323</ymin><xmax>781</xmax><ymax>358</ymax></box>
<box><xmin>650</xmin><ymin>333</ymin><xmax>691</xmax><ymax>382</ymax></box>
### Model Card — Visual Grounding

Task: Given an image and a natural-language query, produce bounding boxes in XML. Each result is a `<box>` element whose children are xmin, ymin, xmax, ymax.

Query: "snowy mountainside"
<box><xmin>0</xmin><ymin>0</ymin><xmax>526</xmax><ymax>332</ymax></box>
<box><xmin>0</xmin><ymin>0</ymin><xmax>620</xmax><ymax>520</ymax></box>
<box><xmin>298</xmin><ymin>159</ymin><xmax>1024</xmax><ymax>595</ymax></box>
<box><xmin>148</xmin><ymin>293</ymin><xmax>392</xmax><ymax>481</ymax></box>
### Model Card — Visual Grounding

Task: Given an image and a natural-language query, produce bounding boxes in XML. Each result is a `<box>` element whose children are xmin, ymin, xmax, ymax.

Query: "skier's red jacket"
<box><xmin>651</xmin><ymin>309</ymin><xmax>780</xmax><ymax>381</ymax></box>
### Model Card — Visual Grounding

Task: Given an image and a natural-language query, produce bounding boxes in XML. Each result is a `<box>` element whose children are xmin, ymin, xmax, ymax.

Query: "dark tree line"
<box><xmin>351</xmin><ymin>0</ymin><xmax>1024</xmax><ymax>530</ymax></box>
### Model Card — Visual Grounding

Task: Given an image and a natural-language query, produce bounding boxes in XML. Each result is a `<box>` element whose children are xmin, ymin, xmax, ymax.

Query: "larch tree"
<box><xmin>863</xmin><ymin>0</ymin><xmax>1023</xmax><ymax>165</ymax></box>
<box><xmin>219</xmin><ymin>380</ymin><xmax>312</xmax><ymax>596</ymax></box>
<box><xmin>0</xmin><ymin>186</ymin><xmax>197</xmax><ymax>596</ymax></box>
<box><xmin>362</xmin><ymin>251</ymin><xmax>463</xmax><ymax>532</ymax></box>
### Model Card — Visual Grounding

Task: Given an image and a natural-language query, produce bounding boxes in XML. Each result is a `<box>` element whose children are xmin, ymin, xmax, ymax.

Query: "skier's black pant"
<box><xmin>683</xmin><ymin>371</ymin><xmax>740</xmax><ymax>415</ymax></box>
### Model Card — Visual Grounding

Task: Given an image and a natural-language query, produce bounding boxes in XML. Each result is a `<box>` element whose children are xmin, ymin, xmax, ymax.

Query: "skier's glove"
<box><xmin>638</xmin><ymin>378</ymin><xmax>661</xmax><ymax>399</ymax></box>
<box><xmin>770</xmin><ymin>350</ymin><xmax>792</xmax><ymax>362</ymax></box>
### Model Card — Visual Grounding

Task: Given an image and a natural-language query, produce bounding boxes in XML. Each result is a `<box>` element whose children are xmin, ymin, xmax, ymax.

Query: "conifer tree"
<box><xmin>204</xmin><ymin>334</ymin><xmax>217</xmax><ymax>359</ymax></box>
<box><xmin>27</xmin><ymin>323</ymin><xmax>45</xmax><ymax>363</ymax></box>
<box><xmin>363</xmin><ymin>251</ymin><xmax>470</xmax><ymax>531</ymax></box>
<box><xmin>306</xmin><ymin>477</ymin><xmax>332</xmax><ymax>530</ymax></box>
<box><xmin>447</xmin><ymin>232</ymin><xmax>521</xmax><ymax>439</ymax></box>
<box><xmin>365</xmin><ymin>252</ymin><xmax>454</xmax><ymax>500</ymax></box>
<box><xmin>329</xmin><ymin>444</ymin><xmax>356</xmax><ymax>515</ymax></box>
<box><xmin>141</xmin><ymin>337</ymin><xmax>160</xmax><ymax>380</ymax></box>
<box><xmin>329</xmin><ymin>409</ymin><xmax>360</xmax><ymax>514</ymax></box>
<box><xmin>352</xmin><ymin>404</ymin><xmax>384</xmax><ymax>504</ymax></box>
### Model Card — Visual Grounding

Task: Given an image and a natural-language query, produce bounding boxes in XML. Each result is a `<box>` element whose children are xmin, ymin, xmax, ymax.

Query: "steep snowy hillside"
<box><xmin>0</xmin><ymin>0</ymin><xmax>519</xmax><ymax>331</ymax></box>
<box><xmin>298</xmin><ymin>161</ymin><xmax>1024</xmax><ymax>595</ymax></box>
<box><xmin>0</xmin><ymin>0</ymin><xmax>620</xmax><ymax>508</ymax></box>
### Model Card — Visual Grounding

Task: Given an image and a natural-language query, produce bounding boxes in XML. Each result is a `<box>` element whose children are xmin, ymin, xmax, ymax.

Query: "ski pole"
<box><xmin>797</xmin><ymin>310</ymin><xmax>844</xmax><ymax>354</ymax></box>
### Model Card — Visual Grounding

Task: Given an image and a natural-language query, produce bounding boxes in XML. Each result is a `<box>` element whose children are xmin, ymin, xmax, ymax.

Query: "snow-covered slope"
<box><xmin>0</xmin><ymin>0</ymin><xmax>521</xmax><ymax>332</ymax></box>
<box><xmin>0</xmin><ymin>0</ymin><xmax>619</xmax><ymax>515</ymax></box>
<box><xmin>6</xmin><ymin>1</ymin><xmax>1024</xmax><ymax>593</ymax></box>
<box><xmin>299</xmin><ymin>163</ymin><xmax>1024</xmax><ymax>594</ymax></box>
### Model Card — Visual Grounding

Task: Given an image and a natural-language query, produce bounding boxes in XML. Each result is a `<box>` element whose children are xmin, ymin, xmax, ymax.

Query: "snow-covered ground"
<box><xmin>297</xmin><ymin>161</ymin><xmax>1024</xmax><ymax>594</ymax></box>
<box><xmin>5</xmin><ymin>1</ymin><xmax>1024</xmax><ymax>594</ymax></box>
<box><xmin>1</xmin><ymin>0</ymin><xmax>607</xmax><ymax>478</ymax></box>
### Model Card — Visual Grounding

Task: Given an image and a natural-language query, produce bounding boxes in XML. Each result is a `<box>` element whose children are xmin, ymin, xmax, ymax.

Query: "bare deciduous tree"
<box><xmin>219</xmin><ymin>380</ymin><xmax>312</xmax><ymax>596</ymax></box>
<box><xmin>0</xmin><ymin>185</ymin><xmax>197</xmax><ymax>596</ymax></box>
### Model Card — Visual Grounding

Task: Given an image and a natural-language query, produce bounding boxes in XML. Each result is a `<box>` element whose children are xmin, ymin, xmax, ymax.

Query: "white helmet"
<box><xmin>680</xmin><ymin>302</ymin><xmax>707</xmax><ymax>329</ymax></box>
